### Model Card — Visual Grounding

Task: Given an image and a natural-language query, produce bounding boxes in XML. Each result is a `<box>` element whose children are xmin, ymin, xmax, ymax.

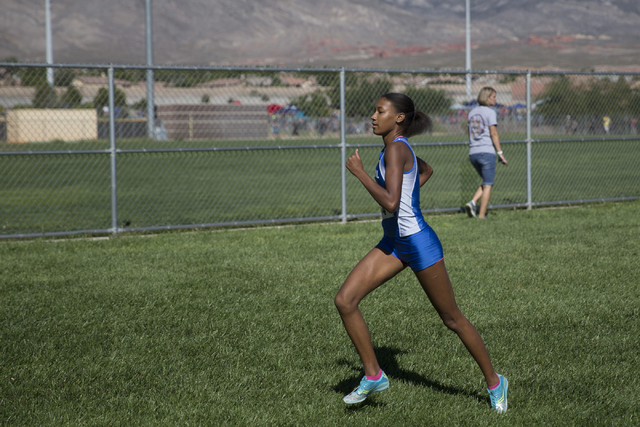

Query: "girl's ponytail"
<box><xmin>380</xmin><ymin>92</ymin><xmax>432</xmax><ymax>137</ymax></box>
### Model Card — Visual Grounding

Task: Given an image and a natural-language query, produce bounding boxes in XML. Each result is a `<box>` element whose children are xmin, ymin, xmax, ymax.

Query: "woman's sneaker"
<box><xmin>343</xmin><ymin>371</ymin><xmax>389</xmax><ymax>404</ymax></box>
<box><xmin>487</xmin><ymin>374</ymin><xmax>508</xmax><ymax>413</ymax></box>
<box><xmin>465</xmin><ymin>201</ymin><xmax>477</xmax><ymax>218</ymax></box>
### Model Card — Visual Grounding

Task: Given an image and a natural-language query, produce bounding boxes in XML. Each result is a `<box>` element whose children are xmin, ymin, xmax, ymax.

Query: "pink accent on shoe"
<box><xmin>366</xmin><ymin>370</ymin><xmax>383</xmax><ymax>381</ymax></box>
<box><xmin>488</xmin><ymin>375</ymin><xmax>501</xmax><ymax>390</ymax></box>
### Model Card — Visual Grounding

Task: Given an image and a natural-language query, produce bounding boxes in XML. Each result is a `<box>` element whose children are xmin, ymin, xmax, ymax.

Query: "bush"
<box><xmin>271</xmin><ymin>76</ymin><xmax>285</xmax><ymax>87</ymax></box>
<box><xmin>155</xmin><ymin>70</ymin><xmax>242</xmax><ymax>88</ymax></box>
<box><xmin>32</xmin><ymin>83</ymin><xmax>58</xmax><ymax>108</ymax></box>
<box><xmin>132</xmin><ymin>98</ymin><xmax>147</xmax><ymax>111</ymax></box>
<box><xmin>327</xmin><ymin>74</ymin><xmax>393</xmax><ymax>117</ymax></box>
<box><xmin>54</xmin><ymin>69</ymin><xmax>76</xmax><ymax>87</ymax></box>
<box><xmin>404</xmin><ymin>85</ymin><xmax>453</xmax><ymax>116</ymax></box>
<box><xmin>93</xmin><ymin>86</ymin><xmax>127</xmax><ymax>116</ymax></box>
<box><xmin>499</xmin><ymin>74</ymin><xmax>517</xmax><ymax>84</ymax></box>
<box><xmin>289</xmin><ymin>90</ymin><xmax>332</xmax><ymax>118</ymax></box>
<box><xmin>114</xmin><ymin>69</ymin><xmax>146</xmax><ymax>83</ymax></box>
<box><xmin>535</xmin><ymin>76</ymin><xmax>640</xmax><ymax>118</ymax></box>
<box><xmin>2</xmin><ymin>57</ymin><xmax>76</xmax><ymax>88</ymax></box>
<box><xmin>19</xmin><ymin>68</ymin><xmax>47</xmax><ymax>87</ymax></box>
<box><xmin>58</xmin><ymin>86</ymin><xmax>83</xmax><ymax>108</ymax></box>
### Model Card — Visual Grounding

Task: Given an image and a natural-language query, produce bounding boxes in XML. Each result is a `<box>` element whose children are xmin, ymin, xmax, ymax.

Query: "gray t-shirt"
<box><xmin>467</xmin><ymin>105</ymin><xmax>497</xmax><ymax>155</ymax></box>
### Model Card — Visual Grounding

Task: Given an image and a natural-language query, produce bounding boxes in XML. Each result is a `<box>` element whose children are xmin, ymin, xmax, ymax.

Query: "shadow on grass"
<box><xmin>333</xmin><ymin>346</ymin><xmax>488</xmax><ymax>407</ymax></box>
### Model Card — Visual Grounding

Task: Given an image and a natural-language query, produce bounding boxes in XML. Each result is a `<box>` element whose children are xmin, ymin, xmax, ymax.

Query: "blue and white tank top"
<box><xmin>374</xmin><ymin>136</ymin><xmax>427</xmax><ymax>238</ymax></box>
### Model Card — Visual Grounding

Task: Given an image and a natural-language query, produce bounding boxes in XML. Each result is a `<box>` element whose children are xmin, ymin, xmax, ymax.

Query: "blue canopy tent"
<box><xmin>463</xmin><ymin>100</ymin><xmax>506</xmax><ymax>109</ymax></box>
<box><xmin>277</xmin><ymin>104</ymin><xmax>300</xmax><ymax>114</ymax></box>
<box><xmin>276</xmin><ymin>104</ymin><xmax>307</xmax><ymax>119</ymax></box>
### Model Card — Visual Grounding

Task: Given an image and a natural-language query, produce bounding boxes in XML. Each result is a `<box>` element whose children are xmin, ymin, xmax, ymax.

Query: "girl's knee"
<box><xmin>441</xmin><ymin>311</ymin><xmax>468</xmax><ymax>332</ymax></box>
<box><xmin>334</xmin><ymin>291</ymin><xmax>358</xmax><ymax>314</ymax></box>
<box><xmin>334</xmin><ymin>292</ymin><xmax>349</xmax><ymax>313</ymax></box>
<box><xmin>442</xmin><ymin>316</ymin><xmax>458</xmax><ymax>331</ymax></box>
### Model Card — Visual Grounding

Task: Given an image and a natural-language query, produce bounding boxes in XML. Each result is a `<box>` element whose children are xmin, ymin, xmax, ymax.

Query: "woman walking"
<box><xmin>465</xmin><ymin>87</ymin><xmax>507</xmax><ymax>219</ymax></box>
<box><xmin>334</xmin><ymin>92</ymin><xmax>508</xmax><ymax>412</ymax></box>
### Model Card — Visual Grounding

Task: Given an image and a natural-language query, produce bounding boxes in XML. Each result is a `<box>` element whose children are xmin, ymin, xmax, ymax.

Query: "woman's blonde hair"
<box><xmin>477</xmin><ymin>87</ymin><xmax>496</xmax><ymax>107</ymax></box>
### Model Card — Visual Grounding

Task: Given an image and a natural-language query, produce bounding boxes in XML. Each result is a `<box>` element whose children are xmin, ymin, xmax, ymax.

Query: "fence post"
<box><xmin>145</xmin><ymin>0</ymin><xmax>155</xmax><ymax>139</ymax></box>
<box><xmin>340</xmin><ymin>68</ymin><xmax>347</xmax><ymax>223</ymax></box>
<box><xmin>526</xmin><ymin>71</ymin><xmax>532</xmax><ymax>210</ymax></box>
<box><xmin>108</xmin><ymin>67</ymin><xmax>119</xmax><ymax>235</ymax></box>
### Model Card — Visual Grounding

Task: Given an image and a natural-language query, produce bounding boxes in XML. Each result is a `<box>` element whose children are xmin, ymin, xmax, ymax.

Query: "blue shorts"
<box><xmin>469</xmin><ymin>152</ymin><xmax>496</xmax><ymax>185</ymax></box>
<box><xmin>376</xmin><ymin>225</ymin><xmax>444</xmax><ymax>272</ymax></box>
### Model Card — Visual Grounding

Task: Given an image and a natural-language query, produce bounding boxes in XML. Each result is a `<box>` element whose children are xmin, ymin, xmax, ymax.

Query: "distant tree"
<box><xmin>328</xmin><ymin>74</ymin><xmax>393</xmax><ymax>117</ymax></box>
<box><xmin>132</xmin><ymin>98</ymin><xmax>147</xmax><ymax>111</ymax></box>
<box><xmin>270</xmin><ymin>76</ymin><xmax>285</xmax><ymax>87</ymax></box>
<box><xmin>404</xmin><ymin>85</ymin><xmax>453</xmax><ymax>115</ymax></box>
<box><xmin>20</xmin><ymin>67</ymin><xmax>47</xmax><ymax>87</ymax></box>
<box><xmin>156</xmin><ymin>70</ymin><xmax>205</xmax><ymax>88</ymax></box>
<box><xmin>289</xmin><ymin>89</ymin><xmax>332</xmax><ymax>118</ymax></box>
<box><xmin>606</xmin><ymin>76</ymin><xmax>640</xmax><ymax>116</ymax></box>
<box><xmin>3</xmin><ymin>57</ymin><xmax>67</xmax><ymax>87</ymax></box>
<box><xmin>17</xmin><ymin>67</ymin><xmax>74</xmax><ymax>87</ymax></box>
<box><xmin>54</xmin><ymin>68</ymin><xmax>76</xmax><ymax>87</ymax></box>
<box><xmin>155</xmin><ymin>69</ymin><xmax>242</xmax><ymax>87</ymax></box>
<box><xmin>32</xmin><ymin>83</ymin><xmax>58</xmax><ymax>108</ymax></box>
<box><xmin>315</xmin><ymin>71</ymin><xmax>340</xmax><ymax>88</ymax></box>
<box><xmin>535</xmin><ymin>75</ymin><xmax>640</xmax><ymax>118</ymax></box>
<box><xmin>114</xmin><ymin>69</ymin><xmax>145</xmax><ymax>83</ymax></box>
<box><xmin>326</xmin><ymin>75</ymin><xmax>451</xmax><ymax>118</ymax></box>
<box><xmin>2</xmin><ymin>56</ymin><xmax>20</xmax><ymax>76</ymax></box>
<box><xmin>93</xmin><ymin>86</ymin><xmax>127</xmax><ymax>116</ymax></box>
<box><xmin>499</xmin><ymin>74</ymin><xmax>517</xmax><ymax>84</ymax></box>
<box><xmin>58</xmin><ymin>86</ymin><xmax>83</xmax><ymax>108</ymax></box>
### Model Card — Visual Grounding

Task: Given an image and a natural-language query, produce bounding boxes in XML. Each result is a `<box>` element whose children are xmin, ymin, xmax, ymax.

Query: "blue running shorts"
<box><xmin>469</xmin><ymin>152</ymin><xmax>497</xmax><ymax>186</ymax></box>
<box><xmin>376</xmin><ymin>225</ymin><xmax>444</xmax><ymax>272</ymax></box>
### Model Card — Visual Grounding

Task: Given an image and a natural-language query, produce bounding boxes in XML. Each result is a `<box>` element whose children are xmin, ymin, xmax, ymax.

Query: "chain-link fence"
<box><xmin>1</xmin><ymin>62</ymin><xmax>639</xmax><ymax>238</ymax></box>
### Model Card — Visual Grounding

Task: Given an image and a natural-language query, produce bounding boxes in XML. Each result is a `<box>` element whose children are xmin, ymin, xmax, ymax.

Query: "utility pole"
<box><xmin>465</xmin><ymin>0</ymin><xmax>472</xmax><ymax>98</ymax></box>
<box><xmin>46</xmin><ymin>0</ymin><xmax>54</xmax><ymax>86</ymax></box>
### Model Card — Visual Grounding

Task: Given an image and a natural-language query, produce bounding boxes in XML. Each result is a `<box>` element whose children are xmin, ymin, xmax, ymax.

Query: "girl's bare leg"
<box><xmin>334</xmin><ymin>248</ymin><xmax>405</xmax><ymax>377</ymax></box>
<box><xmin>415</xmin><ymin>259</ymin><xmax>499</xmax><ymax>387</ymax></box>
<box><xmin>471</xmin><ymin>185</ymin><xmax>483</xmax><ymax>206</ymax></box>
<box><xmin>478</xmin><ymin>184</ymin><xmax>492</xmax><ymax>218</ymax></box>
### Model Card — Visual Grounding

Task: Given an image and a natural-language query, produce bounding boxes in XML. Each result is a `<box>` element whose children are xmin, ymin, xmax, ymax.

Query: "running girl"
<box><xmin>334</xmin><ymin>92</ymin><xmax>508</xmax><ymax>412</ymax></box>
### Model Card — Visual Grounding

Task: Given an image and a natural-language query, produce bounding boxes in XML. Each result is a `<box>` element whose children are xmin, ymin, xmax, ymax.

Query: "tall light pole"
<box><xmin>46</xmin><ymin>0</ymin><xmax>54</xmax><ymax>86</ymax></box>
<box><xmin>465</xmin><ymin>0</ymin><xmax>472</xmax><ymax>98</ymax></box>
<box><xmin>145</xmin><ymin>0</ymin><xmax>155</xmax><ymax>139</ymax></box>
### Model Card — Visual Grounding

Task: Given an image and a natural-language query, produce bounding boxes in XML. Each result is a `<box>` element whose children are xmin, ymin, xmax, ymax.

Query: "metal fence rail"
<box><xmin>1</xmin><ymin>63</ymin><xmax>639</xmax><ymax>239</ymax></box>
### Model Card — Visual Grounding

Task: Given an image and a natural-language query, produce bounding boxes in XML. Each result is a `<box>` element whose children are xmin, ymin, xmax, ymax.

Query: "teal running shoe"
<box><xmin>343</xmin><ymin>371</ymin><xmax>389</xmax><ymax>404</ymax></box>
<box><xmin>488</xmin><ymin>374</ymin><xmax>508</xmax><ymax>413</ymax></box>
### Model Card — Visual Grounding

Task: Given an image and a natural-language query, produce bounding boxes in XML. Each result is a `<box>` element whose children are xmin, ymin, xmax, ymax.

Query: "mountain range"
<box><xmin>2</xmin><ymin>0</ymin><xmax>640</xmax><ymax>70</ymax></box>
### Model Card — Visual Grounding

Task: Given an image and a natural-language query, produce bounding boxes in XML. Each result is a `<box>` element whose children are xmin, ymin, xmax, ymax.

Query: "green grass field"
<box><xmin>1</xmin><ymin>133</ymin><xmax>639</xmax><ymax>236</ymax></box>
<box><xmin>1</xmin><ymin>201</ymin><xmax>639</xmax><ymax>425</ymax></box>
